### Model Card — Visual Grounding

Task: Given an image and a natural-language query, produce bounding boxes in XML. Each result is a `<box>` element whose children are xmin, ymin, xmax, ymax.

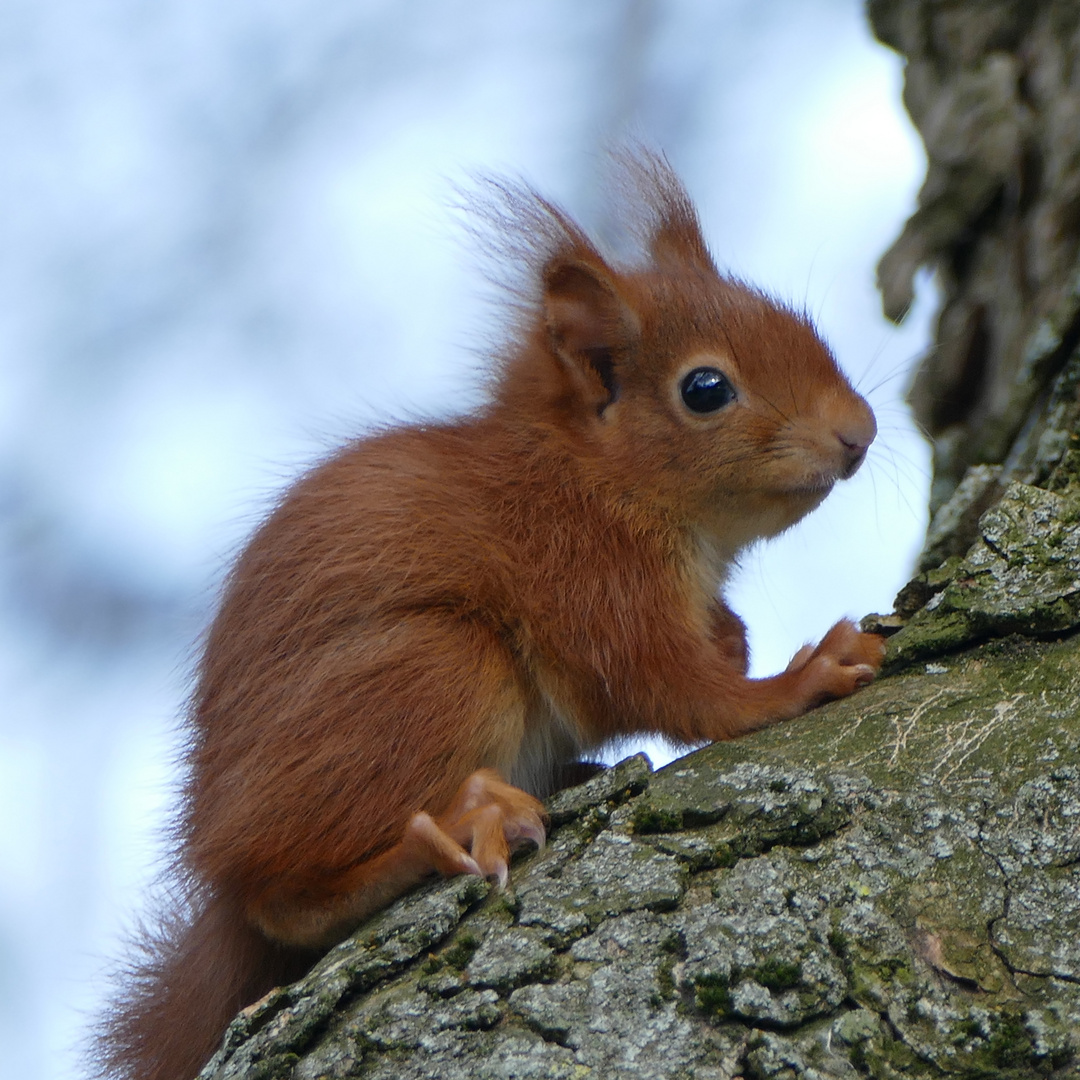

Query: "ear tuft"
<box><xmin>542</xmin><ymin>259</ymin><xmax>638</xmax><ymax>416</ymax></box>
<box><xmin>615</xmin><ymin>149</ymin><xmax>716</xmax><ymax>273</ymax></box>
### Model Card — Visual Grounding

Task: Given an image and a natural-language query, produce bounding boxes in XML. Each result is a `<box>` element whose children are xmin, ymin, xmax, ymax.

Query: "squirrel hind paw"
<box><xmin>442</xmin><ymin>776</ymin><xmax>547</xmax><ymax>875</ymax></box>
<box><xmin>404</xmin><ymin>771</ymin><xmax>548</xmax><ymax>887</ymax></box>
<box><xmin>403</xmin><ymin>812</ymin><xmax>484</xmax><ymax>878</ymax></box>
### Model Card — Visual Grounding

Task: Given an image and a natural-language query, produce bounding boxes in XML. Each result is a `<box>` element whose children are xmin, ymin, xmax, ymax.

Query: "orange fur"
<box><xmin>95</xmin><ymin>152</ymin><xmax>884</xmax><ymax>1080</ymax></box>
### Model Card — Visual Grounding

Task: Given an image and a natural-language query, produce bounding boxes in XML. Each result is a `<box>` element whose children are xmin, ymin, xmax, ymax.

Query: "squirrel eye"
<box><xmin>680</xmin><ymin>367</ymin><xmax>736</xmax><ymax>413</ymax></box>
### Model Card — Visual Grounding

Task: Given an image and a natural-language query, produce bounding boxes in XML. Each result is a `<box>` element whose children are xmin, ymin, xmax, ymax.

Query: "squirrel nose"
<box><xmin>835</xmin><ymin>409</ymin><xmax>876</xmax><ymax>479</ymax></box>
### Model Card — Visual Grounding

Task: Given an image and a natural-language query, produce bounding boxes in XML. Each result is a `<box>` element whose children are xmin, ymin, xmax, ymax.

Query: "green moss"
<box><xmin>709</xmin><ymin>846</ymin><xmax>738</xmax><ymax>869</ymax></box>
<box><xmin>1047</xmin><ymin>447</ymin><xmax>1080</xmax><ymax>491</ymax></box>
<box><xmin>648</xmin><ymin>832</ymin><xmax>739</xmax><ymax>871</ymax></box>
<box><xmin>247</xmin><ymin>1053</ymin><xmax>300</xmax><ymax>1079</ymax></box>
<box><xmin>752</xmin><ymin>959</ymin><xmax>802</xmax><ymax>993</ymax></box>
<box><xmin>649</xmin><ymin>930</ymin><xmax>686</xmax><ymax>1006</ymax></box>
<box><xmin>849</xmin><ymin>1037</ymin><xmax>869</xmax><ymax>1071</ymax></box>
<box><xmin>680</xmin><ymin>805</ymin><xmax>728</xmax><ymax>828</ymax></box>
<box><xmin>660</xmin><ymin>930</ymin><xmax>686</xmax><ymax>955</ymax></box>
<box><xmin>884</xmin><ymin>609</ymin><xmax>974</xmax><ymax>670</ymax></box>
<box><xmin>827</xmin><ymin>928</ymin><xmax>849</xmax><ymax>953</ymax></box>
<box><xmin>442</xmin><ymin>931</ymin><xmax>481</xmax><ymax>970</ymax></box>
<box><xmin>984</xmin><ymin>1012</ymin><xmax>1037</xmax><ymax>1072</ymax></box>
<box><xmin>859</xmin><ymin>1032</ymin><xmax>924</xmax><ymax>1076</ymax></box>
<box><xmin>631</xmin><ymin>801</ymin><xmax>683</xmax><ymax>835</ymax></box>
<box><xmin>846</xmin><ymin>954</ymin><xmax>916</xmax><ymax>1006</ymax></box>
<box><xmin>655</xmin><ymin>964</ymin><xmax>676</xmax><ymax>1002</ymax></box>
<box><xmin>694</xmin><ymin>970</ymin><xmax>737</xmax><ymax>1016</ymax></box>
<box><xmin>957</xmin><ymin>1015</ymin><xmax>986</xmax><ymax>1041</ymax></box>
<box><xmin>489</xmin><ymin>890</ymin><xmax>521</xmax><ymax>919</ymax></box>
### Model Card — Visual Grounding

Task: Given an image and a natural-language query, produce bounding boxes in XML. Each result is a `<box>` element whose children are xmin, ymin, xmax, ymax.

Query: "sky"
<box><xmin>0</xmin><ymin>1</ymin><xmax>934</xmax><ymax>1076</ymax></box>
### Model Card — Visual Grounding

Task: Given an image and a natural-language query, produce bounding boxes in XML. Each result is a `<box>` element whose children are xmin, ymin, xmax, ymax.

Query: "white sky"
<box><xmin>0</xmin><ymin>2</ymin><xmax>933</xmax><ymax>1076</ymax></box>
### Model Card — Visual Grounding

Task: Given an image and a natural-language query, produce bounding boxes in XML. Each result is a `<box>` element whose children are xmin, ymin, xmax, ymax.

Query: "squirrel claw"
<box><xmin>429</xmin><ymin>769</ymin><xmax>548</xmax><ymax>889</ymax></box>
<box><xmin>508</xmin><ymin>817</ymin><xmax>547</xmax><ymax>852</ymax></box>
<box><xmin>852</xmin><ymin>663</ymin><xmax>877</xmax><ymax>687</ymax></box>
<box><xmin>458</xmin><ymin>853</ymin><xmax>484</xmax><ymax>877</ymax></box>
<box><xmin>486</xmin><ymin>861</ymin><xmax>510</xmax><ymax>889</ymax></box>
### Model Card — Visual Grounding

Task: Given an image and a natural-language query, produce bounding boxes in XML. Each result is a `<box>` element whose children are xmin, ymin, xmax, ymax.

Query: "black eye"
<box><xmin>680</xmin><ymin>367</ymin><xmax>736</xmax><ymax>413</ymax></box>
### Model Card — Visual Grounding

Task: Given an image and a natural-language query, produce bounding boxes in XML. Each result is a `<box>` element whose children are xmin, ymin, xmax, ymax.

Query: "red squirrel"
<box><xmin>97</xmin><ymin>153</ymin><xmax>883</xmax><ymax>1080</ymax></box>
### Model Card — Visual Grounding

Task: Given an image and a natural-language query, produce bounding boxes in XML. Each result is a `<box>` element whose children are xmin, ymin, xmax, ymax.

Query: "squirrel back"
<box><xmin>95</xmin><ymin>151</ymin><xmax>883</xmax><ymax>1080</ymax></box>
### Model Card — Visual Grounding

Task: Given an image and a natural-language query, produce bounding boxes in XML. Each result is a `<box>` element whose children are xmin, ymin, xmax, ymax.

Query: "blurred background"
<box><xmin>0</xmin><ymin>1</ymin><xmax>935</xmax><ymax>1076</ymax></box>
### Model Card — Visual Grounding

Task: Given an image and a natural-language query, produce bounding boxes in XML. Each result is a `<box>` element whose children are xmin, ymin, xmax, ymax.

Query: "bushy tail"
<box><xmin>93</xmin><ymin>889</ymin><xmax>314</xmax><ymax>1080</ymax></box>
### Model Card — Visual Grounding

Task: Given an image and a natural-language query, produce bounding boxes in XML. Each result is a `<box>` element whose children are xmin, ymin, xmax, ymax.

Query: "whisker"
<box><xmin>716</xmin><ymin>317</ymin><xmax>797</xmax><ymax>425</ymax></box>
<box><xmin>712</xmin><ymin>445</ymin><xmax>802</xmax><ymax>469</ymax></box>
<box><xmin>753</xmin><ymin>392</ymin><xmax>794</xmax><ymax>425</ymax></box>
<box><xmin>853</xmin><ymin>331</ymin><xmax>894</xmax><ymax>386</ymax></box>
<box><xmin>862</xmin><ymin>364</ymin><xmax>916</xmax><ymax>398</ymax></box>
<box><xmin>866</xmin><ymin>463</ymin><xmax>885</xmax><ymax>535</ymax></box>
<box><xmin>867</xmin><ymin>455</ymin><xmax>929</xmax><ymax>516</ymax></box>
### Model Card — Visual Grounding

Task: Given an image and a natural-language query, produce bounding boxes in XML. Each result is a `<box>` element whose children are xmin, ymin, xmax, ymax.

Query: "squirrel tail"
<box><xmin>93</xmin><ymin>888</ymin><xmax>314</xmax><ymax>1080</ymax></box>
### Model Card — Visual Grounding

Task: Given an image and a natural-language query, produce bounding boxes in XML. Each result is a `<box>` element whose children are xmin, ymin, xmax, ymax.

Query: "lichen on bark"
<box><xmin>199</xmin><ymin>635</ymin><xmax>1080</xmax><ymax>1078</ymax></box>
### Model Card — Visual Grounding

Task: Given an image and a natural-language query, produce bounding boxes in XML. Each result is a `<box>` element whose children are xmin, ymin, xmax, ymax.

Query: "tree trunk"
<box><xmin>872</xmin><ymin>0</ymin><xmax>1080</xmax><ymax>542</ymax></box>
<box><xmin>197</xmin><ymin>4</ymin><xmax>1080</xmax><ymax>1077</ymax></box>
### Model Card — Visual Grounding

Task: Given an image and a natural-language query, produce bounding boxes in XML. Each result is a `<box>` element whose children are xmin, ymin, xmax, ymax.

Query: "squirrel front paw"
<box><xmin>788</xmin><ymin>618</ymin><xmax>885</xmax><ymax>708</ymax></box>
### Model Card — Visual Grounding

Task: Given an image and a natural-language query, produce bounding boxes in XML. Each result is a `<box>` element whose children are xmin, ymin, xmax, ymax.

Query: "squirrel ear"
<box><xmin>622</xmin><ymin>151</ymin><xmax>716</xmax><ymax>273</ymax></box>
<box><xmin>649</xmin><ymin>211</ymin><xmax>715</xmax><ymax>273</ymax></box>
<box><xmin>542</xmin><ymin>258</ymin><xmax>639</xmax><ymax>417</ymax></box>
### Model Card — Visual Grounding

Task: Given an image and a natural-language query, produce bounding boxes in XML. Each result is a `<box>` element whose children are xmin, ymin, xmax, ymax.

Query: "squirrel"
<box><xmin>95</xmin><ymin>152</ymin><xmax>884</xmax><ymax>1080</ymax></box>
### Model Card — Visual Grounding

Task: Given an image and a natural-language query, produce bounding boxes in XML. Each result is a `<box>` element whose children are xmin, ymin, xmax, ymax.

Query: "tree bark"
<box><xmin>871</xmin><ymin>0</ymin><xmax>1080</xmax><ymax>537</ymax></box>
<box><xmin>195</xmin><ymin>4</ymin><xmax>1080</xmax><ymax>1077</ymax></box>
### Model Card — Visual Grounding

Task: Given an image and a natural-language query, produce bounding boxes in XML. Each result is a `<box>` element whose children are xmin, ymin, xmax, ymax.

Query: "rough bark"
<box><xmin>871</xmin><ymin>0</ymin><xmax>1080</xmax><ymax>530</ymax></box>
<box><xmin>198</xmin><ymin>671</ymin><xmax>1080</xmax><ymax>1080</ymax></box>
<box><xmin>194</xmin><ymin>3</ymin><xmax>1080</xmax><ymax>1077</ymax></box>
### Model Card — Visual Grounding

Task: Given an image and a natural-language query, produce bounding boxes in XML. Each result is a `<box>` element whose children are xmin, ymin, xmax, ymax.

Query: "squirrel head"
<box><xmin>488</xmin><ymin>152</ymin><xmax>876</xmax><ymax>553</ymax></box>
